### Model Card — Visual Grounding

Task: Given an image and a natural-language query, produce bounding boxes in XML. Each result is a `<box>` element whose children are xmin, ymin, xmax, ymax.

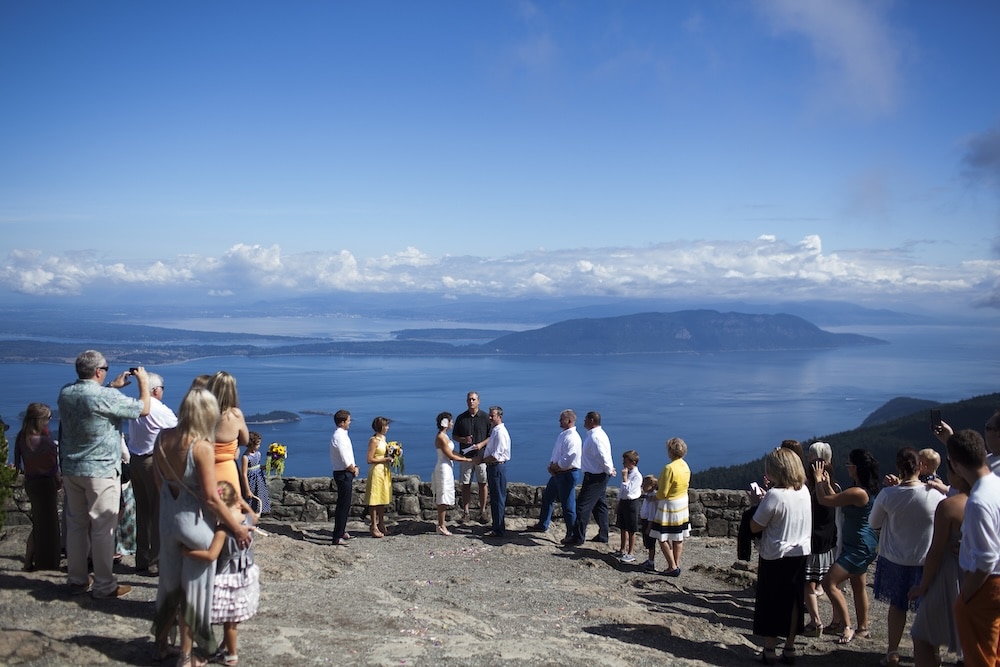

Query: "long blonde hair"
<box><xmin>206</xmin><ymin>371</ymin><xmax>240</xmax><ymax>414</ymax></box>
<box><xmin>178</xmin><ymin>388</ymin><xmax>221</xmax><ymax>443</ymax></box>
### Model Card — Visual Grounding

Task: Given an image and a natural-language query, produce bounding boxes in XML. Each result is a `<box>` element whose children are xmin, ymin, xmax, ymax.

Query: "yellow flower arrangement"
<box><xmin>386</xmin><ymin>441</ymin><xmax>404</xmax><ymax>474</ymax></box>
<box><xmin>265</xmin><ymin>442</ymin><xmax>287</xmax><ymax>477</ymax></box>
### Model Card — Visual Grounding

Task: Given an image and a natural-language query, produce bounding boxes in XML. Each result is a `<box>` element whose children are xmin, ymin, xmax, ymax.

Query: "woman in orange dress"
<box><xmin>206</xmin><ymin>371</ymin><xmax>255</xmax><ymax>517</ymax></box>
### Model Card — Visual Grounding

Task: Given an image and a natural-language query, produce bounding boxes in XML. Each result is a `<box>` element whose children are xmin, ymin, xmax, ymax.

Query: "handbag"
<box><xmin>121</xmin><ymin>461</ymin><xmax>131</xmax><ymax>485</ymax></box>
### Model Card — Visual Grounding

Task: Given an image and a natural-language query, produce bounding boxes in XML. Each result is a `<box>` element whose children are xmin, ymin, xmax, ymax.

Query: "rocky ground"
<box><xmin>0</xmin><ymin>517</ymin><xmax>963</xmax><ymax>666</ymax></box>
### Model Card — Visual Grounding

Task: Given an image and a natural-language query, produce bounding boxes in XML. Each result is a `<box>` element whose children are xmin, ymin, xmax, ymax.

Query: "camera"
<box><xmin>129</xmin><ymin>367</ymin><xmax>139</xmax><ymax>375</ymax></box>
<box><xmin>930</xmin><ymin>409</ymin><xmax>942</xmax><ymax>428</ymax></box>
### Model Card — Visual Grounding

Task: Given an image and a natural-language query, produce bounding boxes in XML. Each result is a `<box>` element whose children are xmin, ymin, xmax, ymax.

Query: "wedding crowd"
<box><xmin>8</xmin><ymin>349</ymin><xmax>1000</xmax><ymax>667</ymax></box>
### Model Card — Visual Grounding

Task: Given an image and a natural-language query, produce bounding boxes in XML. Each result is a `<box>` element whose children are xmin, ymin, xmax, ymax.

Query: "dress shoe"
<box><xmin>68</xmin><ymin>576</ymin><xmax>94</xmax><ymax>595</ymax></box>
<box><xmin>93</xmin><ymin>584</ymin><xmax>132</xmax><ymax>599</ymax></box>
<box><xmin>528</xmin><ymin>524</ymin><xmax>547</xmax><ymax>532</ymax></box>
<box><xmin>589</xmin><ymin>536</ymin><xmax>609</xmax><ymax>543</ymax></box>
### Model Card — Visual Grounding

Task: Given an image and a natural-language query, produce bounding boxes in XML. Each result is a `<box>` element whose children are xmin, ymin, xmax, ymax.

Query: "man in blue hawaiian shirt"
<box><xmin>58</xmin><ymin>350</ymin><xmax>150</xmax><ymax>598</ymax></box>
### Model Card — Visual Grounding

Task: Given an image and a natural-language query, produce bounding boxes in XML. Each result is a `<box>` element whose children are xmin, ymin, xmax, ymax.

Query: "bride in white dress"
<box><xmin>432</xmin><ymin>412</ymin><xmax>473</xmax><ymax>536</ymax></box>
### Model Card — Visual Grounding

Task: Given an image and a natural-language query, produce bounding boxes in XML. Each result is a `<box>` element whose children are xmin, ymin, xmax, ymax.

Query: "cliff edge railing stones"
<box><xmin>5</xmin><ymin>475</ymin><xmax>752</xmax><ymax>538</ymax></box>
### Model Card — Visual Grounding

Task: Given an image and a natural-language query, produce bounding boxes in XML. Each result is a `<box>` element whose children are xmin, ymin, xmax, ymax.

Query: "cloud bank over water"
<box><xmin>2</xmin><ymin>234</ymin><xmax>995</xmax><ymax>311</ymax></box>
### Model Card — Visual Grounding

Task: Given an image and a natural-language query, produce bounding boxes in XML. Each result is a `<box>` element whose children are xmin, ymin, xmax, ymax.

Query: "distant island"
<box><xmin>0</xmin><ymin>310</ymin><xmax>885</xmax><ymax>363</ymax></box>
<box><xmin>245</xmin><ymin>410</ymin><xmax>301</xmax><ymax>425</ymax></box>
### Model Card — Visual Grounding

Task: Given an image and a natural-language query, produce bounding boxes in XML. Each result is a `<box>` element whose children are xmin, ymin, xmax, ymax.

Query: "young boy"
<box><xmin>615</xmin><ymin>450</ymin><xmax>642</xmax><ymax>563</ymax></box>
<box><xmin>639</xmin><ymin>474</ymin><xmax>659</xmax><ymax>570</ymax></box>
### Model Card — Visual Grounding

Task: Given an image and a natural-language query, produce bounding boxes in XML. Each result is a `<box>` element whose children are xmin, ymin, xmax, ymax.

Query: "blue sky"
<box><xmin>2</xmin><ymin>1</ymin><xmax>1000</xmax><ymax>314</ymax></box>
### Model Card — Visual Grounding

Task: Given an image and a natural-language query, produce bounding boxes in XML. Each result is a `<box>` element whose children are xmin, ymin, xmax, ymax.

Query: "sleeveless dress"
<box><xmin>244</xmin><ymin>450</ymin><xmax>271</xmax><ymax>514</ymax></box>
<box><xmin>214</xmin><ymin>439</ymin><xmax>242</xmax><ymax>496</ymax></box>
<box><xmin>211</xmin><ymin>514</ymin><xmax>261</xmax><ymax>624</ymax></box>
<box><xmin>909</xmin><ymin>519</ymin><xmax>963</xmax><ymax>655</ymax></box>
<box><xmin>364</xmin><ymin>435</ymin><xmax>392</xmax><ymax>506</ymax></box>
<box><xmin>836</xmin><ymin>493</ymin><xmax>877</xmax><ymax>575</ymax></box>
<box><xmin>432</xmin><ymin>440</ymin><xmax>456</xmax><ymax>506</ymax></box>
<box><xmin>153</xmin><ymin>444</ymin><xmax>218</xmax><ymax>655</ymax></box>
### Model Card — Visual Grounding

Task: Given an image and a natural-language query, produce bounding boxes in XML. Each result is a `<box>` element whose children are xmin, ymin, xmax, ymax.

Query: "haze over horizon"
<box><xmin>3</xmin><ymin>2</ymin><xmax>1000</xmax><ymax>318</ymax></box>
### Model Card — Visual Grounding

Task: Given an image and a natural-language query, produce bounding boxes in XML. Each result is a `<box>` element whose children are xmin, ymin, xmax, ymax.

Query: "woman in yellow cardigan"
<box><xmin>648</xmin><ymin>437</ymin><xmax>691</xmax><ymax>577</ymax></box>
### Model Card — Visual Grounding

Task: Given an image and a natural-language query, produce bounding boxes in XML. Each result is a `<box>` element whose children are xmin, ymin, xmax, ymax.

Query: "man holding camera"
<box><xmin>127</xmin><ymin>371</ymin><xmax>177</xmax><ymax>575</ymax></box>
<box><xmin>58</xmin><ymin>351</ymin><xmax>150</xmax><ymax>598</ymax></box>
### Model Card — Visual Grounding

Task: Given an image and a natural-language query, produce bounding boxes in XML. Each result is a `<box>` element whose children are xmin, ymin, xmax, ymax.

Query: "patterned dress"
<box><xmin>244</xmin><ymin>450</ymin><xmax>271</xmax><ymax>514</ymax></box>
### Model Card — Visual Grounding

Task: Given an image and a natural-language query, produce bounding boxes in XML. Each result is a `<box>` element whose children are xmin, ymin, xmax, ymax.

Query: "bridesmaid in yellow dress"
<box><xmin>207</xmin><ymin>371</ymin><xmax>255</xmax><ymax>517</ymax></box>
<box><xmin>364</xmin><ymin>416</ymin><xmax>393</xmax><ymax>538</ymax></box>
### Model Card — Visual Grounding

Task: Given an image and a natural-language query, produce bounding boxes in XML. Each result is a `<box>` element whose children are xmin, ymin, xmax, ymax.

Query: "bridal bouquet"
<box><xmin>265</xmin><ymin>442</ymin><xmax>287</xmax><ymax>477</ymax></box>
<box><xmin>386</xmin><ymin>441</ymin><xmax>404</xmax><ymax>474</ymax></box>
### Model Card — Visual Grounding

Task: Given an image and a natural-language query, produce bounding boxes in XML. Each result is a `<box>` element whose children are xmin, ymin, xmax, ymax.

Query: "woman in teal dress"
<box><xmin>812</xmin><ymin>448</ymin><xmax>880</xmax><ymax>645</ymax></box>
<box><xmin>364</xmin><ymin>416</ymin><xmax>393</xmax><ymax>538</ymax></box>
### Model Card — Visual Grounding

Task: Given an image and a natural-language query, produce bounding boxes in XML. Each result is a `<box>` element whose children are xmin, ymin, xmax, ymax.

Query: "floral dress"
<box><xmin>244</xmin><ymin>449</ymin><xmax>271</xmax><ymax>514</ymax></box>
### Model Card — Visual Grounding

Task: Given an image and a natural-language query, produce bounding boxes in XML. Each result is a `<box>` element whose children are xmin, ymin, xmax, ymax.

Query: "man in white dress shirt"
<box><xmin>330</xmin><ymin>409</ymin><xmax>359</xmax><ymax>546</ymax></box>
<box><xmin>564</xmin><ymin>411</ymin><xmax>616</xmax><ymax>547</ymax></box>
<box><xmin>531</xmin><ymin>409</ymin><xmax>582</xmax><ymax>539</ymax></box>
<box><xmin>473</xmin><ymin>406</ymin><xmax>511</xmax><ymax>538</ymax></box>
<box><xmin>127</xmin><ymin>372</ymin><xmax>177</xmax><ymax>575</ymax></box>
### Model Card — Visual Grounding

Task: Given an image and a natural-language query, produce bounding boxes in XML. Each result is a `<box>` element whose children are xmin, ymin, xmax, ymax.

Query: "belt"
<box><xmin>131</xmin><ymin>452</ymin><xmax>153</xmax><ymax>458</ymax></box>
<box><xmin>486</xmin><ymin>460</ymin><xmax>508</xmax><ymax>466</ymax></box>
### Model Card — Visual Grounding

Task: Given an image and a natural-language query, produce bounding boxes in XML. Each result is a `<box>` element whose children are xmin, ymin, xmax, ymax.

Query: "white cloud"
<box><xmin>1</xmin><ymin>237</ymin><xmax>996</xmax><ymax>310</ymax></box>
<box><xmin>757</xmin><ymin>0</ymin><xmax>903</xmax><ymax>117</ymax></box>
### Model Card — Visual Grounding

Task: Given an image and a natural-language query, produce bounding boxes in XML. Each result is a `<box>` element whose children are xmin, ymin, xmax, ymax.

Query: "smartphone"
<box><xmin>749</xmin><ymin>481</ymin><xmax>763</xmax><ymax>495</ymax></box>
<box><xmin>930</xmin><ymin>409</ymin><xmax>942</xmax><ymax>428</ymax></box>
<box><xmin>129</xmin><ymin>367</ymin><xmax>139</xmax><ymax>374</ymax></box>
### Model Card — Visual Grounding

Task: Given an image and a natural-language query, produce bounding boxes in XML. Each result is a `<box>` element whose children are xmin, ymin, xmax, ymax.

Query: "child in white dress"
<box><xmin>183</xmin><ymin>481</ymin><xmax>259</xmax><ymax>666</ymax></box>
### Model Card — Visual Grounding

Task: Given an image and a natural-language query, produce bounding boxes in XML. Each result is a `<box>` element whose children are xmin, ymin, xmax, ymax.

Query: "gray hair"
<box><xmin>559</xmin><ymin>409</ymin><xmax>576</xmax><ymax>423</ymax></box>
<box><xmin>148</xmin><ymin>373</ymin><xmax>164</xmax><ymax>390</ymax></box>
<box><xmin>75</xmin><ymin>350</ymin><xmax>106</xmax><ymax>379</ymax></box>
<box><xmin>808</xmin><ymin>441</ymin><xmax>833</xmax><ymax>463</ymax></box>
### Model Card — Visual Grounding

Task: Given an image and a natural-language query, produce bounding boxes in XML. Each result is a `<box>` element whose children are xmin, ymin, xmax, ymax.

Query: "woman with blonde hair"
<box><xmin>649</xmin><ymin>437</ymin><xmax>691</xmax><ymax>576</ymax></box>
<box><xmin>206</xmin><ymin>372</ymin><xmax>253</xmax><ymax>517</ymax></box>
<box><xmin>751</xmin><ymin>446</ymin><xmax>812</xmax><ymax>665</ymax></box>
<box><xmin>153</xmin><ymin>387</ymin><xmax>253</xmax><ymax>666</ymax></box>
<box><xmin>13</xmin><ymin>402</ymin><xmax>61</xmax><ymax>571</ymax></box>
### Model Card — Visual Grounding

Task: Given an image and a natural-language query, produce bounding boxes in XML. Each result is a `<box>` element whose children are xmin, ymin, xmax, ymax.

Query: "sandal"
<box><xmin>153</xmin><ymin>643</ymin><xmax>180</xmax><ymax>662</ymax></box>
<box><xmin>802</xmin><ymin>623</ymin><xmax>822</xmax><ymax>637</ymax></box>
<box><xmin>823</xmin><ymin>621</ymin><xmax>844</xmax><ymax>635</ymax></box>
<box><xmin>855</xmin><ymin>626</ymin><xmax>871</xmax><ymax>639</ymax></box>
<box><xmin>176</xmin><ymin>653</ymin><xmax>207</xmax><ymax>667</ymax></box>
<box><xmin>836</xmin><ymin>627</ymin><xmax>855</xmax><ymax>644</ymax></box>
<box><xmin>781</xmin><ymin>647</ymin><xmax>797</xmax><ymax>665</ymax></box>
<box><xmin>880</xmin><ymin>652</ymin><xmax>900</xmax><ymax>667</ymax></box>
<box><xmin>760</xmin><ymin>648</ymin><xmax>778</xmax><ymax>665</ymax></box>
<box><xmin>370</xmin><ymin>527</ymin><xmax>384</xmax><ymax>538</ymax></box>
<box><xmin>435</xmin><ymin>525</ymin><xmax>452</xmax><ymax>536</ymax></box>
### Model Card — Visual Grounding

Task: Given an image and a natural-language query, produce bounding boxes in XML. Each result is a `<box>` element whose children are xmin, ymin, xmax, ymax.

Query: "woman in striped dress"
<box><xmin>649</xmin><ymin>437</ymin><xmax>691</xmax><ymax>577</ymax></box>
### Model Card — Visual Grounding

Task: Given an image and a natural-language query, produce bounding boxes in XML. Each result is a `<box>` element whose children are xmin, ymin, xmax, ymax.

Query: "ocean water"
<box><xmin>2</xmin><ymin>323</ymin><xmax>997</xmax><ymax>486</ymax></box>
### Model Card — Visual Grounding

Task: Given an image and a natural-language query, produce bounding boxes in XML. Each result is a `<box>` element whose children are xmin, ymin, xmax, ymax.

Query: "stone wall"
<box><xmin>2</xmin><ymin>475</ymin><xmax>754</xmax><ymax>538</ymax></box>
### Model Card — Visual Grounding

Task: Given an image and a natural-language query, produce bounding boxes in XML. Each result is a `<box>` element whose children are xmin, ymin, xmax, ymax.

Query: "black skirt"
<box><xmin>753</xmin><ymin>554</ymin><xmax>807</xmax><ymax>638</ymax></box>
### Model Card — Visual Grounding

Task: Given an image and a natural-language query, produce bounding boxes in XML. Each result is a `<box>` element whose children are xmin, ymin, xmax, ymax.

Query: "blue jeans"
<box><xmin>486</xmin><ymin>462</ymin><xmax>508</xmax><ymax>536</ymax></box>
<box><xmin>332</xmin><ymin>469</ymin><xmax>355</xmax><ymax>541</ymax></box>
<box><xmin>569</xmin><ymin>472</ymin><xmax>609</xmax><ymax>543</ymax></box>
<box><xmin>538</xmin><ymin>469</ymin><xmax>580</xmax><ymax>533</ymax></box>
